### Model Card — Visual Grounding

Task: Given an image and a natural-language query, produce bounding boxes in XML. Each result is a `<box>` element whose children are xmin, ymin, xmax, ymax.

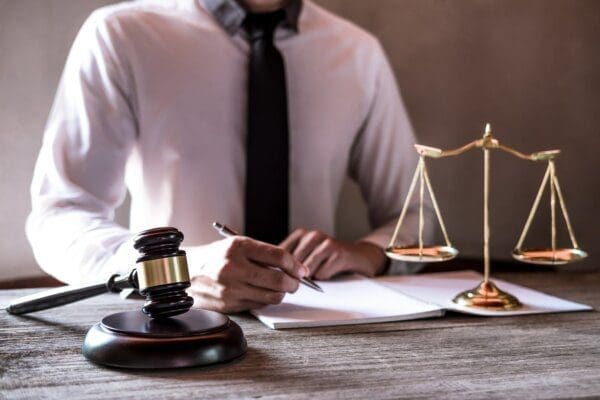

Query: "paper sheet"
<box><xmin>251</xmin><ymin>274</ymin><xmax>444</xmax><ymax>329</ymax></box>
<box><xmin>377</xmin><ymin>270</ymin><xmax>593</xmax><ymax>316</ymax></box>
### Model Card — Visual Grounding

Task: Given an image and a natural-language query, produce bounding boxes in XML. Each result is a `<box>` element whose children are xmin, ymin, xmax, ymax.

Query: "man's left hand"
<box><xmin>280</xmin><ymin>229</ymin><xmax>387</xmax><ymax>280</ymax></box>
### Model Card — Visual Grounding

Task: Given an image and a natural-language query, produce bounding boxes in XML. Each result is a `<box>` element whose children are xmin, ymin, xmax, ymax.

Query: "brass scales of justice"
<box><xmin>386</xmin><ymin>123</ymin><xmax>587</xmax><ymax>310</ymax></box>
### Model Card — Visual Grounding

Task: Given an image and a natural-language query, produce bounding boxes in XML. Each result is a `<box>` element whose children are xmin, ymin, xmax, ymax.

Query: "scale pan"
<box><xmin>512</xmin><ymin>248</ymin><xmax>588</xmax><ymax>265</ymax></box>
<box><xmin>385</xmin><ymin>245</ymin><xmax>458</xmax><ymax>262</ymax></box>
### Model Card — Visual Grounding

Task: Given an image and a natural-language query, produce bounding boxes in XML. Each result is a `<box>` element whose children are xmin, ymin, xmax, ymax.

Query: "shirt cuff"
<box><xmin>109</xmin><ymin>235</ymin><xmax>139</xmax><ymax>277</ymax></box>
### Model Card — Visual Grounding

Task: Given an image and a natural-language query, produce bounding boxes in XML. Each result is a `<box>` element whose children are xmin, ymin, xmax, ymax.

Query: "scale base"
<box><xmin>452</xmin><ymin>280</ymin><xmax>522</xmax><ymax>310</ymax></box>
<box><xmin>83</xmin><ymin>309</ymin><xmax>247</xmax><ymax>369</ymax></box>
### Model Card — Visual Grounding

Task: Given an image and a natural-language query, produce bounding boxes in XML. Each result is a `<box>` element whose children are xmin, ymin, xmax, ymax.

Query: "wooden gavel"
<box><xmin>7</xmin><ymin>227</ymin><xmax>194</xmax><ymax>319</ymax></box>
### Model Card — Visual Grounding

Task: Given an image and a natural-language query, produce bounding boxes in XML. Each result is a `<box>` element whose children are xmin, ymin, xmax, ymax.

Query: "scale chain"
<box><xmin>552</xmin><ymin>171</ymin><xmax>580</xmax><ymax>249</ymax></box>
<box><xmin>388</xmin><ymin>157</ymin><xmax>423</xmax><ymax>249</ymax></box>
<box><xmin>515</xmin><ymin>163</ymin><xmax>551</xmax><ymax>250</ymax></box>
<box><xmin>422</xmin><ymin>162</ymin><xmax>453</xmax><ymax>248</ymax></box>
<box><xmin>550</xmin><ymin>160</ymin><xmax>557</xmax><ymax>255</ymax></box>
<box><xmin>418</xmin><ymin>158</ymin><xmax>425</xmax><ymax>256</ymax></box>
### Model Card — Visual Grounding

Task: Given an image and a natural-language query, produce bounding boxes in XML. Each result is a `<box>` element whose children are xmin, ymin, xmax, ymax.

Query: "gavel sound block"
<box><xmin>8</xmin><ymin>227</ymin><xmax>247</xmax><ymax>369</ymax></box>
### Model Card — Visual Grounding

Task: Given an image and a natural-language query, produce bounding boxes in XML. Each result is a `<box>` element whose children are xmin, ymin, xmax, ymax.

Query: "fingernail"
<box><xmin>300</xmin><ymin>265</ymin><xmax>310</xmax><ymax>278</ymax></box>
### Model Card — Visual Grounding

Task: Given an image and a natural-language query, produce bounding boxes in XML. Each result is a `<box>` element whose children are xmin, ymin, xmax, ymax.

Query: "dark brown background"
<box><xmin>1</xmin><ymin>0</ymin><xmax>598</xmax><ymax>281</ymax></box>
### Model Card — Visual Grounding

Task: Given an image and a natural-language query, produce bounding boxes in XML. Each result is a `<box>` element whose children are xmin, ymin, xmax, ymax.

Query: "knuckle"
<box><xmin>328</xmin><ymin>248</ymin><xmax>340</xmax><ymax>261</ymax></box>
<box><xmin>221</xmin><ymin>299</ymin><xmax>236</xmax><ymax>313</ymax></box>
<box><xmin>271</xmin><ymin>272</ymin><xmax>286</xmax><ymax>289</ymax></box>
<box><xmin>219</xmin><ymin>285</ymin><xmax>234</xmax><ymax>300</ymax></box>
<box><xmin>323</xmin><ymin>237</ymin><xmax>335</xmax><ymax>249</ymax></box>
<box><xmin>224</xmin><ymin>260</ymin><xmax>237</xmax><ymax>270</ymax></box>
<box><xmin>270</xmin><ymin>246</ymin><xmax>286</xmax><ymax>263</ymax></box>
<box><xmin>279</xmin><ymin>251</ymin><xmax>293</xmax><ymax>268</ymax></box>
<box><xmin>216</xmin><ymin>261</ymin><xmax>235</xmax><ymax>281</ymax></box>
<box><xmin>249</xmin><ymin>267</ymin><xmax>262</xmax><ymax>283</ymax></box>
<box><xmin>227</xmin><ymin>237</ymin><xmax>248</xmax><ymax>254</ymax></box>
<box><xmin>288</xmin><ymin>278</ymin><xmax>300</xmax><ymax>293</ymax></box>
<box><xmin>212</xmin><ymin>299</ymin><xmax>227</xmax><ymax>312</ymax></box>
<box><xmin>308</xmin><ymin>230</ymin><xmax>321</xmax><ymax>239</ymax></box>
<box><xmin>224</xmin><ymin>241</ymin><xmax>239</xmax><ymax>257</ymax></box>
<box><xmin>214</xmin><ymin>285</ymin><xmax>225</xmax><ymax>298</ymax></box>
<box><xmin>267</xmin><ymin>292</ymin><xmax>285</xmax><ymax>304</ymax></box>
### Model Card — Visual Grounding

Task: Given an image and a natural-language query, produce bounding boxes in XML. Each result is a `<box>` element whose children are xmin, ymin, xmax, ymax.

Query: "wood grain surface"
<box><xmin>0</xmin><ymin>270</ymin><xmax>599</xmax><ymax>399</ymax></box>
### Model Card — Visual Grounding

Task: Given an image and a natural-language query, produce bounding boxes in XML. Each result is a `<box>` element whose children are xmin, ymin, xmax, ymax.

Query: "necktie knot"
<box><xmin>243</xmin><ymin>10</ymin><xmax>286</xmax><ymax>41</ymax></box>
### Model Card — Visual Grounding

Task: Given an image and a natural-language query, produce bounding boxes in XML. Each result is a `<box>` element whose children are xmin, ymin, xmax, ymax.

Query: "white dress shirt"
<box><xmin>27</xmin><ymin>0</ymin><xmax>427</xmax><ymax>284</ymax></box>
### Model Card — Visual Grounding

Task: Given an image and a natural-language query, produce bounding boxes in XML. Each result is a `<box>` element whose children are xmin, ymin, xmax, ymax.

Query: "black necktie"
<box><xmin>243</xmin><ymin>11</ymin><xmax>289</xmax><ymax>244</ymax></box>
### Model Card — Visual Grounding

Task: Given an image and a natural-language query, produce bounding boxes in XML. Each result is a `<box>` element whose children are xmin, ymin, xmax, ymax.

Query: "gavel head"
<box><xmin>133</xmin><ymin>227</ymin><xmax>194</xmax><ymax>319</ymax></box>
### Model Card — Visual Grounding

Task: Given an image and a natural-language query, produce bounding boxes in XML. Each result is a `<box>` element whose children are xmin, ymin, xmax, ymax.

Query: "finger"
<box><xmin>303</xmin><ymin>238</ymin><xmax>337</xmax><ymax>275</ymax></box>
<box><xmin>189</xmin><ymin>275</ymin><xmax>232</xmax><ymax>302</ymax></box>
<box><xmin>238</xmin><ymin>261</ymin><xmax>300</xmax><ymax>293</ymax></box>
<box><xmin>201</xmin><ymin>255</ymin><xmax>300</xmax><ymax>294</ymax></box>
<box><xmin>242</xmin><ymin>238</ymin><xmax>308</xmax><ymax>278</ymax></box>
<box><xmin>190</xmin><ymin>276</ymin><xmax>268</xmax><ymax>312</ymax></box>
<box><xmin>313</xmin><ymin>252</ymin><xmax>347</xmax><ymax>280</ymax></box>
<box><xmin>279</xmin><ymin>228</ymin><xmax>306</xmax><ymax>252</ymax></box>
<box><xmin>191</xmin><ymin>292</ymin><xmax>227</xmax><ymax>312</ymax></box>
<box><xmin>190</xmin><ymin>274</ymin><xmax>223</xmax><ymax>295</ymax></box>
<box><xmin>292</xmin><ymin>230</ymin><xmax>327</xmax><ymax>263</ymax></box>
<box><xmin>192</xmin><ymin>292</ymin><xmax>264</xmax><ymax>313</ymax></box>
<box><xmin>189</xmin><ymin>276</ymin><xmax>230</xmax><ymax>312</ymax></box>
<box><xmin>239</xmin><ymin>284</ymin><xmax>286</xmax><ymax>306</ymax></box>
<box><xmin>210</xmin><ymin>261</ymin><xmax>237</xmax><ymax>284</ymax></box>
<box><xmin>192</xmin><ymin>262</ymin><xmax>287</xmax><ymax>307</ymax></box>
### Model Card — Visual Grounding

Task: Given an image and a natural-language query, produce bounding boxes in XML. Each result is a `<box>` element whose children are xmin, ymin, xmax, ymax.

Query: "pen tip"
<box><xmin>212</xmin><ymin>221</ymin><xmax>222</xmax><ymax>229</ymax></box>
<box><xmin>308</xmin><ymin>280</ymin><xmax>324</xmax><ymax>293</ymax></box>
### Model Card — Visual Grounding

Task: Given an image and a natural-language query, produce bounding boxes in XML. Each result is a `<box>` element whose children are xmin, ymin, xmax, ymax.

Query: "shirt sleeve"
<box><xmin>348</xmin><ymin>40</ymin><xmax>434</xmax><ymax>274</ymax></box>
<box><xmin>26</xmin><ymin>11</ymin><xmax>138</xmax><ymax>285</ymax></box>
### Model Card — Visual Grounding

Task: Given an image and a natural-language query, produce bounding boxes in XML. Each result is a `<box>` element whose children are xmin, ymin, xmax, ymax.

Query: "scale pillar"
<box><xmin>452</xmin><ymin>124</ymin><xmax>522</xmax><ymax>310</ymax></box>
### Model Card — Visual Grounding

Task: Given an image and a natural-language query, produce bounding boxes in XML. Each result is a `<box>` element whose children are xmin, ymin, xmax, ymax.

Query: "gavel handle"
<box><xmin>6</xmin><ymin>272</ymin><xmax>136</xmax><ymax>315</ymax></box>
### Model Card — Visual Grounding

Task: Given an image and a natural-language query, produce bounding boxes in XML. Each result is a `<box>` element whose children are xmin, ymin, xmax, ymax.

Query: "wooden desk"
<box><xmin>1</xmin><ymin>270</ymin><xmax>599</xmax><ymax>399</ymax></box>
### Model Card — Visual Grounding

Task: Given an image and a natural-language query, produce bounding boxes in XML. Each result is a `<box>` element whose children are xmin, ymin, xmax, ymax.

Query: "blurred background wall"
<box><xmin>0</xmin><ymin>0</ymin><xmax>598</xmax><ymax>281</ymax></box>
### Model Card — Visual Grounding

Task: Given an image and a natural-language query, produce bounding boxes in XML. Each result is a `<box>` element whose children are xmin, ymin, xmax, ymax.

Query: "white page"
<box><xmin>251</xmin><ymin>274</ymin><xmax>444</xmax><ymax>329</ymax></box>
<box><xmin>378</xmin><ymin>270</ymin><xmax>592</xmax><ymax>316</ymax></box>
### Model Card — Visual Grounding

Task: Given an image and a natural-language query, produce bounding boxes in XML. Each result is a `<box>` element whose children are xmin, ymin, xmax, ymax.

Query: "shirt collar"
<box><xmin>202</xmin><ymin>0</ymin><xmax>302</xmax><ymax>36</ymax></box>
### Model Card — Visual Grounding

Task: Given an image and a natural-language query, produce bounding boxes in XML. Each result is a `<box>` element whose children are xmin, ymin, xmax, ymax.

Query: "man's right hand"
<box><xmin>187</xmin><ymin>237</ymin><xmax>309</xmax><ymax>313</ymax></box>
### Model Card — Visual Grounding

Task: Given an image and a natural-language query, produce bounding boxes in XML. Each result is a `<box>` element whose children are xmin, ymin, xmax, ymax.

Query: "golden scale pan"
<box><xmin>385</xmin><ymin>124</ymin><xmax>587</xmax><ymax>310</ymax></box>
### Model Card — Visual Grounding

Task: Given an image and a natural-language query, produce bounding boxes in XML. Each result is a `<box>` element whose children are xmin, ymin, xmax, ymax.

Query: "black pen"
<box><xmin>212</xmin><ymin>222</ymin><xmax>324</xmax><ymax>293</ymax></box>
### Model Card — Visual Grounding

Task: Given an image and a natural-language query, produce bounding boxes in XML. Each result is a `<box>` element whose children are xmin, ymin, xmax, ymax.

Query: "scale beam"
<box><xmin>416</xmin><ymin>124</ymin><xmax>561</xmax><ymax>163</ymax></box>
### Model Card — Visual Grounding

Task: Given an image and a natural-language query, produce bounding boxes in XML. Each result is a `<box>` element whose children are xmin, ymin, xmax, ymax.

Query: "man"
<box><xmin>27</xmin><ymin>0</ymin><xmax>426</xmax><ymax>312</ymax></box>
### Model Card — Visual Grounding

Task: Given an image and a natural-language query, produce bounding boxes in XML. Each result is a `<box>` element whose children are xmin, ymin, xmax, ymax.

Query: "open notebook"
<box><xmin>251</xmin><ymin>274</ymin><xmax>443</xmax><ymax>329</ymax></box>
<box><xmin>251</xmin><ymin>270</ymin><xmax>592</xmax><ymax>329</ymax></box>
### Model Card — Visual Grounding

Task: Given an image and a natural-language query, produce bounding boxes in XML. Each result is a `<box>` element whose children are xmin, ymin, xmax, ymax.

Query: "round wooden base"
<box><xmin>83</xmin><ymin>309</ymin><xmax>247</xmax><ymax>369</ymax></box>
